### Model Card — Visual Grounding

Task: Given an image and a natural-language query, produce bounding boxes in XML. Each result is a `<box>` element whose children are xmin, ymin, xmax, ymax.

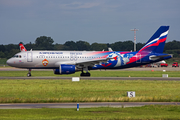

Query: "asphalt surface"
<box><xmin>1</xmin><ymin>66</ymin><xmax>180</xmax><ymax>71</ymax></box>
<box><xmin>0</xmin><ymin>102</ymin><xmax>180</xmax><ymax>109</ymax></box>
<box><xmin>1</xmin><ymin>67</ymin><xmax>180</xmax><ymax>80</ymax></box>
<box><xmin>0</xmin><ymin>76</ymin><xmax>180</xmax><ymax>80</ymax></box>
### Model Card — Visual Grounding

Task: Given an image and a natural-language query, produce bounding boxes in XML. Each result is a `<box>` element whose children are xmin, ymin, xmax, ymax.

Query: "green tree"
<box><xmin>136</xmin><ymin>42</ymin><xmax>145</xmax><ymax>51</ymax></box>
<box><xmin>0</xmin><ymin>45</ymin><xmax>5</xmax><ymax>52</ymax></box>
<box><xmin>0</xmin><ymin>51</ymin><xmax>5</xmax><ymax>58</ymax></box>
<box><xmin>4</xmin><ymin>44</ymin><xmax>18</xmax><ymax>52</ymax></box>
<box><xmin>35</xmin><ymin>36</ymin><xmax>54</xmax><ymax>50</ymax></box>
<box><xmin>54</xmin><ymin>43</ymin><xmax>64</xmax><ymax>50</ymax></box>
<box><xmin>25</xmin><ymin>42</ymin><xmax>36</xmax><ymax>51</ymax></box>
<box><xmin>90</xmin><ymin>43</ymin><xmax>108</xmax><ymax>51</ymax></box>
<box><xmin>165</xmin><ymin>49</ymin><xmax>180</xmax><ymax>58</ymax></box>
<box><xmin>5</xmin><ymin>49</ymin><xmax>19</xmax><ymax>58</ymax></box>
<box><xmin>110</xmin><ymin>41</ymin><xmax>134</xmax><ymax>51</ymax></box>
<box><xmin>76</xmin><ymin>41</ymin><xmax>90</xmax><ymax>51</ymax></box>
<box><xmin>164</xmin><ymin>40</ymin><xmax>180</xmax><ymax>51</ymax></box>
<box><xmin>63</xmin><ymin>41</ymin><xmax>78</xmax><ymax>50</ymax></box>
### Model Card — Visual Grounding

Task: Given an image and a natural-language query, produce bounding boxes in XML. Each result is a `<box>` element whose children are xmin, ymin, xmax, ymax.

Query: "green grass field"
<box><xmin>1</xmin><ymin>70</ymin><xmax>180</xmax><ymax>119</ymax></box>
<box><xmin>0</xmin><ymin>58</ymin><xmax>7</xmax><ymax>66</ymax></box>
<box><xmin>0</xmin><ymin>105</ymin><xmax>180</xmax><ymax>119</ymax></box>
<box><xmin>1</xmin><ymin>70</ymin><xmax>180</xmax><ymax>77</ymax></box>
<box><xmin>0</xmin><ymin>79</ymin><xmax>180</xmax><ymax>103</ymax></box>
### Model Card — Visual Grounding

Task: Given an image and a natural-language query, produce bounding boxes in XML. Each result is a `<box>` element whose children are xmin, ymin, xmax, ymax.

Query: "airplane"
<box><xmin>151</xmin><ymin>60</ymin><xmax>166</xmax><ymax>67</ymax></box>
<box><xmin>7</xmin><ymin>26</ymin><xmax>172</xmax><ymax>77</ymax></box>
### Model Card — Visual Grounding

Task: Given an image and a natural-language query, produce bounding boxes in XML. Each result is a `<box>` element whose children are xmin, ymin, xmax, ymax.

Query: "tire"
<box><xmin>27</xmin><ymin>73</ymin><xmax>31</xmax><ymax>77</ymax></box>
<box><xmin>80</xmin><ymin>72</ymin><xmax>90</xmax><ymax>77</ymax></box>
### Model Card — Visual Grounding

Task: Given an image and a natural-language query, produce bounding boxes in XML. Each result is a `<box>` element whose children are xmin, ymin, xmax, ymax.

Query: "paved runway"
<box><xmin>1</xmin><ymin>67</ymin><xmax>180</xmax><ymax>80</ymax></box>
<box><xmin>0</xmin><ymin>102</ymin><xmax>179</xmax><ymax>109</ymax></box>
<box><xmin>0</xmin><ymin>76</ymin><xmax>180</xmax><ymax>80</ymax></box>
<box><xmin>1</xmin><ymin>66</ymin><xmax>180</xmax><ymax>71</ymax></box>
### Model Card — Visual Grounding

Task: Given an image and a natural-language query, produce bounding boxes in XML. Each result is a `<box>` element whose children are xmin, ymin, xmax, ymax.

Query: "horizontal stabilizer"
<box><xmin>149</xmin><ymin>54</ymin><xmax>172</xmax><ymax>60</ymax></box>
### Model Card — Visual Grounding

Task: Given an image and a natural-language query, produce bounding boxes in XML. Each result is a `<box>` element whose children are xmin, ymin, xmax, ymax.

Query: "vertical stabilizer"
<box><xmin>19</xmin><ymin>43</ymin><xmax>27</xmax><ymax>52</ymax></box>
<box><xmin>139</xmin><ymin>26</ymin><xmax>169</xmax><ymax>53</ymax></box>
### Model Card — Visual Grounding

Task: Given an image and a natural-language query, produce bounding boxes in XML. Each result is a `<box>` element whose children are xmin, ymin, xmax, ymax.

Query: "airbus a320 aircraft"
<box><xmin>7</xmin><ymin>26</ymin><xmax>172</xmax><ymax>77</ymax></box>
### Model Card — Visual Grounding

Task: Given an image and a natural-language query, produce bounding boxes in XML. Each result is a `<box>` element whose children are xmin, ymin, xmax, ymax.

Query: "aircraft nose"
<box><xmin>6</xmin><ymin>58</ymin><xmax>13</xmax><ymax>66</ymax></box>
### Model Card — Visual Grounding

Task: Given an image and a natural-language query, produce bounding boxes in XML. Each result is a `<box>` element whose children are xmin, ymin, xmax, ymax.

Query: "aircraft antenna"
<box><xmin>131</xmin><ymin>28</ymin><xmax>139</xmax><ymax>51</ymax></box>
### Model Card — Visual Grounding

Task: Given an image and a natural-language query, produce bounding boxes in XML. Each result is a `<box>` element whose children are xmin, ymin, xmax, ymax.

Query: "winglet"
<box><xmin>19</xmin><ymin>43</ymin><xmax>27</xmax><ymax>52</ymax></box>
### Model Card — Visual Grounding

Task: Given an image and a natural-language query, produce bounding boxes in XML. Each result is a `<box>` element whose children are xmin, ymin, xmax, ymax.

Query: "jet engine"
<box><xmin>54</xmin><ymin>64</ymin><xmax>76</xmax><ymax>74</ymax></box>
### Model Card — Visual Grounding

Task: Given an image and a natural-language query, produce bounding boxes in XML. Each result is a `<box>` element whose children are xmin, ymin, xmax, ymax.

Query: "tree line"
<box><xmin>0</xmin><ymin>36</ymin><xmax>180</xmax><ymax>59</ymax></box>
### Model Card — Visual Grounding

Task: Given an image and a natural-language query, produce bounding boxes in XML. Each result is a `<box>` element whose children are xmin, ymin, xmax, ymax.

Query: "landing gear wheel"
<box><xmin>85</xmin><ymin>72</ymin><xmax>90</xmax><ymax>76</ymax></box>
<box><xmin>80</xmin><ymin>72</ymin><xmax>91</xmax><ymax>77</ymax></box>
<box><xmin>27</xmin><ymin>73</ymin><xmax>31</xmax><ymax>77</ymax></box>
<box><xmin>27</xmin><ymin>69</ymin><xmax>32</xmax><ymax>77</ymax></box>
<box><xmin>80</xmin><ymin>72</ymin><xmax>84</xmax><ymax>76</ymax></box>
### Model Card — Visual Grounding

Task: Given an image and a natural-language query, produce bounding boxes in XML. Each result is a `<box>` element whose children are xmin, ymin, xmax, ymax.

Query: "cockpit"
<box><xmin>13</xmin><ymin>55</ymin><xmax>21</xmax><ymax>58</ymax></box>
<box><xmin>7</xmin><ymin>53</ymin><xmax>24</xmax><ymax>67</ymax></box>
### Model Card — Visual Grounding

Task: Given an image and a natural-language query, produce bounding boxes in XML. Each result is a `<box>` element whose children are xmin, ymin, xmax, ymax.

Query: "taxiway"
<box><xmin>0</xmin><ymin>102</ymin><xmax>180</xmax><ymax>109</ymax></box>
<box><xmin>0</xmin><ymin>76</ymin><xmax>180</xmax><ymax>80</ymax></box>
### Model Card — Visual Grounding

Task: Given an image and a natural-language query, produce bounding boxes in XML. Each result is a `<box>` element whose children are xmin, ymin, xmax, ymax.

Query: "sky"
<box><xmin>0</xmin><ymin>0</ymin><xmax>180</xmax><ymax>45</ymax></box>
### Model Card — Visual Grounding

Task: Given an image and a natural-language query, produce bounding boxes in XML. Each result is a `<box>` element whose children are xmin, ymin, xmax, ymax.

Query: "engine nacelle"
<box><xmin>54</xmin><ymin>64</ymin><xmax>76</xmax><ymax>74</ymax></box>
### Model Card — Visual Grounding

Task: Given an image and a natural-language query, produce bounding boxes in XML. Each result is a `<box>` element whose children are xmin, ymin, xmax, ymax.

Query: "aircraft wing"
<box><xmin>75</xmin><ymin>58</ymin><xmax>110</xmax><ymax>67</ymax></box>
<box><xmin>56</xmin><ymin>57</ymin><xmax>112</xmax><ymax>68</ymax></box>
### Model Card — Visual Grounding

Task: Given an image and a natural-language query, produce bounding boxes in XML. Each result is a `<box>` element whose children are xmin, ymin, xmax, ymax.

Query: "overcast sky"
<box><xmin>0</xmin><ymin>0</ymin><xmax>180</xmax><ymax>45</ymax></box>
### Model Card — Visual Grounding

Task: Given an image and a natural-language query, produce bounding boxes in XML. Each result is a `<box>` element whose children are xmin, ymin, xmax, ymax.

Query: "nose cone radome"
<box><xmin>6</xmin><ymin>58</ymin><xmax>14</xmax><ymax>67</ymax></box>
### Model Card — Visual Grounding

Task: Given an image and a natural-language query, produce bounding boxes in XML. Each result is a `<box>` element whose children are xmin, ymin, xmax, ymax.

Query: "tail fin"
<box><xmin>19</xmin><ymin>43</ymin><xmax>27</xmax><ymax>52</ymax></box>
<box><xmin>139</xmin><ymin>26</ymin><xmax>169</xmax><ymax>53</ymax></box>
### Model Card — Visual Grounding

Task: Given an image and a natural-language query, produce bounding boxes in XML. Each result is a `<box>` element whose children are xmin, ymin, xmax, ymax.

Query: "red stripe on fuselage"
<box><xmin>127</xmin><ymin>37</ymin><xmax>166</xmax><ymax>64</ymax></box>
<box><xmin>139</xmin><ymin>37</ymin><xmax>166</xmax><ymax>52</ymax></box>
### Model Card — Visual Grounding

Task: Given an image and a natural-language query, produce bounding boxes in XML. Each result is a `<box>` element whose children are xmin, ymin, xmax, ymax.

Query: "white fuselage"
<box><xmin>6</xmin><ymin>51</ymin><xmax>107</xmax><ymax>69</ymax></box>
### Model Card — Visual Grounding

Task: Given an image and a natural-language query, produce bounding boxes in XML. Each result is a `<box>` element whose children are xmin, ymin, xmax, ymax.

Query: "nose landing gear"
<box><xmin>27</xmin><ymin>69</ymin><xmax>31</xmax><ymax>77</ymax></box>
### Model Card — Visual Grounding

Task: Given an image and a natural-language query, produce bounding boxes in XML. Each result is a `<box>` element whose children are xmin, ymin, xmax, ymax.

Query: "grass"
<box><xmin>1</xmin><ymin>70</ymin><xmax>180</xmax><ymax>77</ymax></box>
<box><xmin>0</xmin><ymin>105</ymin><xmax>180</xmax><ymax>119</ymax></box>
<box><xmin>0</xmin><ymin>58</ymin><xmax>7</xmax><ymax>67</ymax></box>
<box><xmin>0</xmin><ymin>80</ymin><xmax>180</xmax><ymax>103</ymax></box>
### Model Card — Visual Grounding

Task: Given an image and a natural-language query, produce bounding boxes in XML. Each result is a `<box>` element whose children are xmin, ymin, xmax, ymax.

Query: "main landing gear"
<box><xmin>80</xmin><ymin>67</ymin><xmax>91</xmax><ymax>77</ymax></box>
<box><xmin>27</xmin><ymin>69</ymin><xmax>31</xmax><ymax>77</ymax></box>
<box><xmin>80</xmin><ymin>72</ymin><xmax>91</xmax><ymax>77</ymax></box>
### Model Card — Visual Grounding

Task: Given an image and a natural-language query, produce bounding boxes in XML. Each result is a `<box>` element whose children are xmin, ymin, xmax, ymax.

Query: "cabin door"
<box><xmin>136</xmin><ymin>53</ymin><xmax>141</xmax><ymax>63</ymax></box>
<box><xmin>27</xmin><ymin>52</ymin><xmax>33</xmax><ymax>62</ymax></box>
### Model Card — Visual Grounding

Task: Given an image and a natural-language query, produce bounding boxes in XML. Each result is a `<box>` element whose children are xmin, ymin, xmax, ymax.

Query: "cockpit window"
<box><xmin>13</xmin><ymin>55</ymin><xmax>22</xmax><ymax>58</ymax></box>
<box><xmin>13</xmin><ymin>55</ymin><xmax>18</xmax><ymax>58</ymax></box>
